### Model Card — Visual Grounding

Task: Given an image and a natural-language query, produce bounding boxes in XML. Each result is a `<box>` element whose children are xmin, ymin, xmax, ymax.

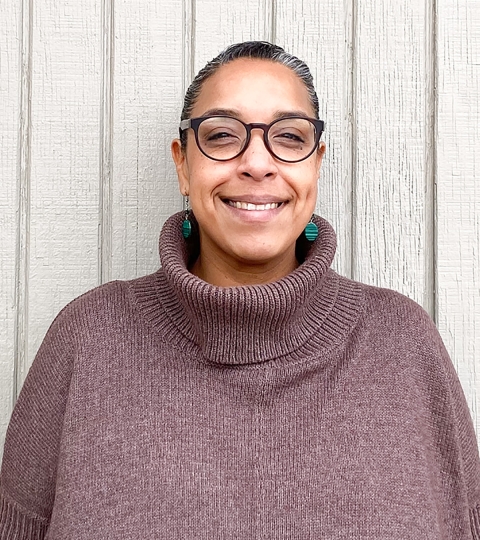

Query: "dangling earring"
<box><xmin>304</xmin><ymin>215</ymin><xmax>318</xmax><ymax>241</ymax></box>
<box><xmin>182</xmin><ymin>195</ymin><xmax>192</xmax><ymax>239</ymax></box>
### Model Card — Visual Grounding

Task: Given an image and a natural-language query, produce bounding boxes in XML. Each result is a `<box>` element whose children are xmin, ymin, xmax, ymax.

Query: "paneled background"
<box><xmin>0</xmin><ymin>0</ymin><xmax>479</xmax><ymax>456</ymax></box>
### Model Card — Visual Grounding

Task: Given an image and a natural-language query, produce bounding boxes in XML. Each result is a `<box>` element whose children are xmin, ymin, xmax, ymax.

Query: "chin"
<box><xmin>229</xmin><ymin>242</ymin><xmax>290</xmax><ymax>266</ymax></box>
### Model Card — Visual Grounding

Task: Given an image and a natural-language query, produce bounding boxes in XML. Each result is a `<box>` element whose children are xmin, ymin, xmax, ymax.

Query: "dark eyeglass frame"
<box><xmin>179</xmin><ymin>115</ymin><xmax>325</xmax><ymax>163</ymax></box>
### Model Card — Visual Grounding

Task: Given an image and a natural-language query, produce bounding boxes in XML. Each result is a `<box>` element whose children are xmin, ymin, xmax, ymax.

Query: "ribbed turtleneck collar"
<box><xmin>131</xmin><ymin>212</ymin><xmax>364</xmax><ymax>365</ymax></box>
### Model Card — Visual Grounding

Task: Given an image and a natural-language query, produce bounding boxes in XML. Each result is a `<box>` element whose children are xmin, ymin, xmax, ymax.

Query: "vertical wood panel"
<box><xmin>14</xmin><ymin>0</ymin><xmax>33</xmax><ymax>400</ymax></box>
<box><xmin>111</xmin><ymin>0</ymin><xmax>184</xmax><ymax>280</ymax></box>
<box><xmin>354</xmin><ymin>0</ymin><xmax>433</xmax><ymax>312</ymax></box>
<box><xmin>437</xmin><ymin>0</ymin><xmax>480</xmax><ymax>435</ymax></box>
<box><xmin>27</xmin><ymin>0</ymin><xmax>101</xmax><ymax>370</ymax></box>
<box><xmin>0</xmin><ymin>0</ymin><xmax>21</xmax><ymax>454</ymax></box>
<box><xmin>99</xmin><ymin>0</ymin><xmax>115</xmax><ymax>284</ymax></box>
<box><xmin>182</xmin><ymin>0</ymin><xmax>195</xmax><ymax>94</ymax></box>
<box><xmin>276</xmin><ymin>0</ymin><xmax>354</xmax><ymax>278</ymax></box>
<box><xmin>193</xmin><ymin>0</ymin><xmax>270</xmax><ymax>73</ymax></box>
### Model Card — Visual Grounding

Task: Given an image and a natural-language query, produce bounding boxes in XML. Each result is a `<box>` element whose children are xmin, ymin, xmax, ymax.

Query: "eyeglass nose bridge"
<box><xmin>241</xmin><ymin>122</ymin><xmax>275</xmax><ymax>157</ymax></box>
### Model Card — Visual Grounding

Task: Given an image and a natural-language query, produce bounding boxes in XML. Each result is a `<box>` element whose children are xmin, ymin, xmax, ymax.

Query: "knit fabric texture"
<box><xmin>1</xmin><ymin>212</ymin><xmax>479</xmax><ymax>539</ymax></box>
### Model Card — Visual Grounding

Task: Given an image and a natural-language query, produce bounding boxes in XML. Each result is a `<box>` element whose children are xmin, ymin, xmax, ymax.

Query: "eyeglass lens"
<box><xmin>197</xmin><ymin>117</ymin><xmax>317</xmax><ymax>162</ymax></box>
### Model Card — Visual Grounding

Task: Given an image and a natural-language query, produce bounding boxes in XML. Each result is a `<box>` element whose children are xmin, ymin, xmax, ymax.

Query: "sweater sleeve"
<box><xmin>373</xmin><ymin>287</ymin><xmax>480</xmax><ymax>538</ymax></box>
<box><xmin>422</xmin><ymin>315</ymin><xmax>480</xmax><ymax>539</ymax></box>
<box><xmin>0</xmin><ymin>305</ymin><xmax>76</xmax><ymax>540</ymax></box>
<box><xmin>443</xmin><ymin>349</ymin><xmax>480</xmax><ymax>539</ymax></box>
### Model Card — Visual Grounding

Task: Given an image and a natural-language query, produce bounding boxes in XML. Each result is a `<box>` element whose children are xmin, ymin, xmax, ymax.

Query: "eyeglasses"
<box><xmin>179</xmin><ymin>115</ymin><xmax>325</xmax><ymax>163</ymax></box>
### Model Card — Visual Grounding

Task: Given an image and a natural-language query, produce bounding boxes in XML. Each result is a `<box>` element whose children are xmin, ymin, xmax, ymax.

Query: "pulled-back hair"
<box><xmin>180</xmin><ymin>41</ymin><xmax>320</xmax><ymax>147</ymax></box>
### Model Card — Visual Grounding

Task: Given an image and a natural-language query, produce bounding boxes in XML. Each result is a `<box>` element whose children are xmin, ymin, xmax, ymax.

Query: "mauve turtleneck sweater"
<box><xmin>0</xmin><ymin>213</ymin><xmax>479</xmax><ymax>540</ymax></box>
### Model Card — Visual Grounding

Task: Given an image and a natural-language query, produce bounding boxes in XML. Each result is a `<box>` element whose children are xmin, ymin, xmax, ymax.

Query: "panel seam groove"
<box><xmin>182</xmin><ymin>0</ymin><xmax>195</xmax><ymax>97</ymax></box>
<box><xmin>99</xmin><ymin>0</ymin><xmax>115</xmax><ymax>285</ymax></box>
<box><xmin>350</xmin><ymin>0</ymin><xmax>358</xmax><ymax>281</ymax></box>
<box><xmin>432</xmin><ymin>0</ymin><xmax>439</xmax><ymax>325</ymax></box>
<box><xmin>427</xmin><ymin>0</ymin><xmax>439</xmax><ymax>323</ymax></box>
<box><xmin>181</xmin><ymin>0</ymin><xmax>195</xmax><ymax>213</ymax></box>
<box><xmin>190</xmin><ymin>0</ymin><xmax>196</xmax><ymax>82</ymax></box>
<box><xmin>270</xmin><ymin>0</ymin><xmax>277</xmax><ymax>44</ymax></box>
<box><xmin>13</xmin><ymin>0</ymin><xmax>33</xmax><ymax>403</ymax></box>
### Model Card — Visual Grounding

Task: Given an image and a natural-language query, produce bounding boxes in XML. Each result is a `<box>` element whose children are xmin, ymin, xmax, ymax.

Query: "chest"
<box><xmin>48</xmin><ymin>348</ymin><xmax>447</xmax><ymax>539</ymax></box>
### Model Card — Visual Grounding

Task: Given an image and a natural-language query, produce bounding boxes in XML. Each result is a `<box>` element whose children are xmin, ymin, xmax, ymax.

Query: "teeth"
<box><xmin>228</xmin><ymin>201</ymin><xmax>281</xmax><ymax>211</ymax></box>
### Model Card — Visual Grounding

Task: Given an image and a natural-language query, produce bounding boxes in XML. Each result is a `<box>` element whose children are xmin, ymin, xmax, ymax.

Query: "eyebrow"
<box><xmin>201</xmin><ymin>108</ymin><xmax>242</xmax><ymax>118</ymax></box>
<box><xmin>272</xmin><ymin>110</ymin><xmax>312</xmax><ymax>120</ymax></box>
<box><xmin>199</xmin><ymin>108</ymin><xmax>313</xmax><ymax>120</ymax></box>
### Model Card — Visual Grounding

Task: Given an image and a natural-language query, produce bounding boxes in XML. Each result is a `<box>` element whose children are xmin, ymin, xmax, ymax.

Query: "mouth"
<box><xmin>222</xmin><ymin>199</ymin><xmax>285</xmax><ymax>211</ymax></box>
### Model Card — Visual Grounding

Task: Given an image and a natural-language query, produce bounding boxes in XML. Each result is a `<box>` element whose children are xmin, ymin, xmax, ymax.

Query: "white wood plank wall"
<box><xmin>0</xmin><ymin>0</ymin><xmax>478</xmax><ymax>457</ymax></box>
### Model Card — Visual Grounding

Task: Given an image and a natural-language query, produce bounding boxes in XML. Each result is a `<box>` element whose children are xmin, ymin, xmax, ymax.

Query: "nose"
<box><xmin>236</xmin><ymin>129</ymin><xmax>278</xmax><ymax>181</ymax></box>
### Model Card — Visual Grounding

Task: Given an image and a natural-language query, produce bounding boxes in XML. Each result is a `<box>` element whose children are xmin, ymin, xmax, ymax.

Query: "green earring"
<box><xmin>304</xmin><ymin>216</ymin><xmax>318</xmax><ymax>241</ymax></box>
<box><xmin>182</xmin><ymin>196</ymin><xmax>192</xmax><ymax>239</ymax></box>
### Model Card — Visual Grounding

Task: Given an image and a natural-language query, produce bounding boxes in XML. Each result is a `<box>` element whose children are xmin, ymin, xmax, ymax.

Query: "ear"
<box><xmin>315</xmin><ymin>141</ymin><xmax>326</xmax><ymax>177</ymax></box>
<box><xmin>171</xmin><ymin>138</ymin><xmax>190</xmax><ymax>195</ymax></box>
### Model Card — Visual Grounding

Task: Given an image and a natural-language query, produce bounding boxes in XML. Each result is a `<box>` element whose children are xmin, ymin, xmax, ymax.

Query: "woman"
<box><xmin>0</xmin><ymin>41</ymin><xmax>479</xmax><ymax>539</ymax></box>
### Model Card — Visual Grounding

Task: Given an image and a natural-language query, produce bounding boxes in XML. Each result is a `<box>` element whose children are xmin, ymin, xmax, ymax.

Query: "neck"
<box><xmin>190</xmin><ymin>247</ymin><xmax>299</xmax><ymax>287</ymax></box>
<box><xmin>149</xmin><ymin>211</ymin><xmax>358</xmax><ymax>365</ymax></box>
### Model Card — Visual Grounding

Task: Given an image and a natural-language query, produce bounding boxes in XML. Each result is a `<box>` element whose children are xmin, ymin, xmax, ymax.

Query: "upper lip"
<box><xmin>221</xmin><ymin>195</ymin><xmax>287</xmax><ymax>204</ymax></box>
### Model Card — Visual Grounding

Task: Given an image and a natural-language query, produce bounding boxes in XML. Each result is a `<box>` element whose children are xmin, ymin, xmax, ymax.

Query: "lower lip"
<box><xmin>222</xmin><ymin>201</ymin><xmax>285</xmax><ymax>223</ymax></box>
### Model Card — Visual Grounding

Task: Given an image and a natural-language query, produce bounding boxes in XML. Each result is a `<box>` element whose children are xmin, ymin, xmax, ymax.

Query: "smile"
<box><xmin>225</xmin><ymin>200</ymin><xmax>283</xmax><ymax>211</ymax></box>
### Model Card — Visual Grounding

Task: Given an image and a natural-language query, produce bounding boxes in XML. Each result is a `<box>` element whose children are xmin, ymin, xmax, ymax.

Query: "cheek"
<box><xmin>187</xmin><ymin>173</ymin><xmax>222</xmax><ymax>214</ymax></box>
<box><xmin>291</xmin><ymin>166</ymin><xmax>319</xmax><ymax>198</ymax></box>
<box><xmin>294</xmin><ymin>173</ymin><xmax>318</xmax><ymax>214</ymax></box>
<box><xmin>188</xmin><ymin>163</ymin><xmax>234</xmax><ymax>198</ymax></box>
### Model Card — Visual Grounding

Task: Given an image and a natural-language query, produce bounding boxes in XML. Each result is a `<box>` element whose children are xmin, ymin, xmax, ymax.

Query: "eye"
<box><xmin>276</xmin><ymin>132</ymin><xmax>304</xmax><ymax>142</ymax></box>
<box><xmin>201</xmin><ymin>127</ymin><xmax>243</xmax><ymax>150</ymax></box>
<box><xmin>270</xmin><ymin>129</ymin><xmax>306</xmax><ymax>146</ymax></box>
<box><xmin>207</xmin><ymin>131</ymin><xmax>238</xmax><ymax>141</ymax></box>
<box><xmin>269</xmin><ymin>118</ymin><xmax>314</xmax><ymax>146</ymax></box>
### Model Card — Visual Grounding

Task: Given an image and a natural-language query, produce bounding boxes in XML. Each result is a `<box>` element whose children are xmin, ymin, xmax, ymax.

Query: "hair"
<box><xmin>180</xmin><ymin>41</ymin><xmax>320</xmax><ymax>147</ymax></box>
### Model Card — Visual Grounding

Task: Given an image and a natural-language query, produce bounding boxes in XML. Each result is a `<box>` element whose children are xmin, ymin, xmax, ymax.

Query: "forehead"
<box><xmin>192</xmin><ymin>58</ymin><xmax>315</xmax><ymax>119</ymax></box>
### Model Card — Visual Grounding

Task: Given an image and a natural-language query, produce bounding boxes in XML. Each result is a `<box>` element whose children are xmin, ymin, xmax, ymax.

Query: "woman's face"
<box><xmin>172</xmin><ymin>58</ymin><xmax>326</xmax><ymax>282</ymax></box>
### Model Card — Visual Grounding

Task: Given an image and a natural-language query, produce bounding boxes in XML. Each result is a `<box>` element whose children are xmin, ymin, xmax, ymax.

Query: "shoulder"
<box><xmin>334</xmin><ymin>273</ymin><xmax>435</xmax><ymax>332</ymax></box>
<box><xmin>363</xmin><ymin>285</ymin><xmax>438</xmax><ymax>335</ymax></box>
<box><xmin>345</xmin><ymin>279</ymin><xmax>447</xmax><ymax>360</ymax></box>
<box><xmin>342</xmin><ymin>279</ymin><xmax>466</xmax><ymax>419</ymax></box>
<box><xmin>44</xmin><ymin>272</ymin><xmax>160</xmax><ymax>344</ymax></box>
